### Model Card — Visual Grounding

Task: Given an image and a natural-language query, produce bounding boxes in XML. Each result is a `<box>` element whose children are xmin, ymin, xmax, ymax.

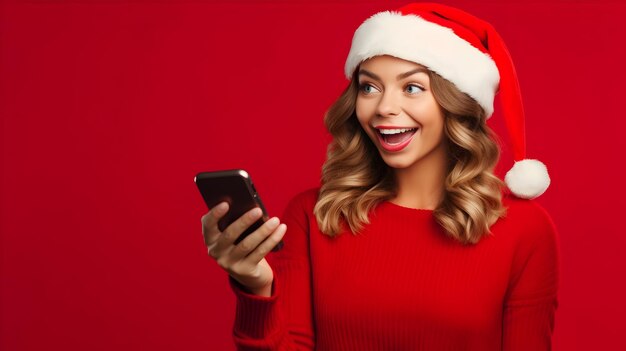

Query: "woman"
<box><xmin>202</xmin><ymin>3</ymin><xmax>559</xmax><ymax>350</ymax></box>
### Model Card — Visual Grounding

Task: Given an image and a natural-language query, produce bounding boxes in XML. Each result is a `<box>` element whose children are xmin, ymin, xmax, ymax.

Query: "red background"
<box><xmin>1</xmin><ymin>0</ymin><xmax>625</xmax><ymax>350</ymax></box>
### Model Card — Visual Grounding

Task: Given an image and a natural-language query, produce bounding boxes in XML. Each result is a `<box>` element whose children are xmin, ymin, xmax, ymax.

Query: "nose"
<box><xmin>375</xmin><ymin>90</ymin><xmax>401</xmax><ymax>118</ymax></box>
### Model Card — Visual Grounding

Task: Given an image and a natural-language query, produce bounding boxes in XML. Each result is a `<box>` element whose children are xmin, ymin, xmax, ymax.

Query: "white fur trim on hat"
<box><xmin>344</xmin><ymin>10</ymin><xmax>500</xmax><ymax>118</ymax></box>
<box><xmin>504</xmin><ymin>159</ymin><xmax>551</xmax><ymax>199</ymax></box>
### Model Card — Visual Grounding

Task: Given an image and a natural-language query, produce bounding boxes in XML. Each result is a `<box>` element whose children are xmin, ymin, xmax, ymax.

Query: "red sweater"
<box><xmin>228</xmin><ymin>188</ymin><xmax>560</xmax><ymax>350</ymax></box>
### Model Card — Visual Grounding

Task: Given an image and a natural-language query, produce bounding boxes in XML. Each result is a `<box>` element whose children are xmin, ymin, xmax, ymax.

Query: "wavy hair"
<box><xmin>313</xmin><ymin>67</ymin><xmax>506</xmax><ymax>245</ymax></box>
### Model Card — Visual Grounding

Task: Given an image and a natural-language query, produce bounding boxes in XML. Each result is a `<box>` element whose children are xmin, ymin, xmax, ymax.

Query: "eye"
<box><xmin>406</xmin><ymin>84</ymin><xmax>424</xmax><ymax>94</ymax></box>
<box><xmin>358</xmin><ymin>83</ymin><xmax>379</xmax><ymax>95</ymax></box>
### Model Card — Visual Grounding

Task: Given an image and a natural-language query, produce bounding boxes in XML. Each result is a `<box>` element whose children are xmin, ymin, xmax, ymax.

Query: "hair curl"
<box><xmin>313</xmin><ymin>66</ymin><xmax>506</xmax><ymax>245</ymax></box>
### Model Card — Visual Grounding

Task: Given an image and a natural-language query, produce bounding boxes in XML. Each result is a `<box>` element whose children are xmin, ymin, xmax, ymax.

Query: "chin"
<box><xmin>380</xmin><ymin>155</ymin><xmax>418</xmax><ymax>169</ymax></box>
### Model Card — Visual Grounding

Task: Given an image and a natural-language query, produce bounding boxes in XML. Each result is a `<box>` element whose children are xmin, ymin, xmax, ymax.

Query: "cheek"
<box><xmin>428</xmin><ymin>118</ymin><xmax>446</xmax><ymax>144</ymax></box>
<box><xmin>355</xmin><ymin>102</ymin><xmax>369</xmax><ymax>126</ymax></box>
<box><xmin>415</xmin><ymin>100</ymin><xmax>445</xmax><ymax>132</ymax></box>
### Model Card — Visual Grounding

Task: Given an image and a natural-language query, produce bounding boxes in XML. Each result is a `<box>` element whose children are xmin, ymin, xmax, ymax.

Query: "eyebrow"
<box><xmin>358</xmin><ymin>68</ymin><xmax>428</xmax><ymax>81</ymax></box>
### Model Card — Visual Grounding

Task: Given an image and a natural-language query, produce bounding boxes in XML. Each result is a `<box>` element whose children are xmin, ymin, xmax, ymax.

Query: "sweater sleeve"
<box><xmin>502</xmin><ymin>202</ymin><xmax>560</xmax><ymax>351</ymax></box>
<box><xmin>228</xmin><ymin>189</ymin><xmax>316</xmax><ymax>351</ymax></box>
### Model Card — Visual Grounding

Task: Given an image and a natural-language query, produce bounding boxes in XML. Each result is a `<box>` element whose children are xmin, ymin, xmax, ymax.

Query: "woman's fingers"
<box><xmin>229</xmin><ymin>217</ymin><xmax>281</xmax><ymax>262</ymax></box>
<box><xmin>210</xmin><ymin>207</ymin><xmax>263</xmax><ymax>258</ymax></box>
<box><xmin>243</xmin><ymin>223</ymin><xmax>287</xmax><ymax>265</ymax></box>
<box><xmin>202</xmin><ymin>206</ymin><xmax>283</xmax><ymax>292</ymax></box>
<box><xmin>201</xmin><ymin>202</ymin><xmax>229</xmax><ymax>246</ymax></box>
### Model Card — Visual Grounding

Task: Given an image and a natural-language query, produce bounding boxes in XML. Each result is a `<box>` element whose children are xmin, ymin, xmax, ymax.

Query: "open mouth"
<box><xmin>377</xmin><ymin>128</ymin><xmax>418</xmax><ymax>145</ymax></box>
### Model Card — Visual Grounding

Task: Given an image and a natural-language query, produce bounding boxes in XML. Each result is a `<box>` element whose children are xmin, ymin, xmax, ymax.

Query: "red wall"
<box><xmin>2</xmin><ymin>1</ymin><xmax>625</xmax><ymax>350</ymax></box>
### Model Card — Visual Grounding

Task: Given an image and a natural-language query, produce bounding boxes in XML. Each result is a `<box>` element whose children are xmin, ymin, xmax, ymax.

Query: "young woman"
<box><xmin>202</xmin><ymin>3</ymin><xmax>559</xmax><ymax>350</ymax></box>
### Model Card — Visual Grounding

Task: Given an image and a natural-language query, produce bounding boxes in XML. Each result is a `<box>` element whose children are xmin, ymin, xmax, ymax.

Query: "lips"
<box><xmin>374</xmin><ymin>126</ymin><xmax>419</xmax><ymax>152</ymax></box>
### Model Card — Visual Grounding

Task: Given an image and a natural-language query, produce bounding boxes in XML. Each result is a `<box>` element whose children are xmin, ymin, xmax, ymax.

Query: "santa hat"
<box><xmin>344</xmin><ymin>2</ymin><xmax>550</xmax><ymax>199</ymax></box>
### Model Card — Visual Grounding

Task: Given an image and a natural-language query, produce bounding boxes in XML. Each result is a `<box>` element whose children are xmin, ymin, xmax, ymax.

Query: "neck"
<box><xmin>390</xmin><ymin>142</ymin><xmax>448</xmax><ymax>210</ymax></box>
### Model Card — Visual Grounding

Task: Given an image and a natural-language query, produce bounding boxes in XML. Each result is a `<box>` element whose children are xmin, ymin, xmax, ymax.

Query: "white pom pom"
<box><xmin>504</xmin><ymin>159</ymin><xmax>551</xmax><ymax>199</ymax></box>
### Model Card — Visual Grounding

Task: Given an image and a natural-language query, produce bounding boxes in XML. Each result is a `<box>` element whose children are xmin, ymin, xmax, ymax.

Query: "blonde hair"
<box><xmin>313</xmin><ymin>67</ymin><xmax>506</xmax><ymax>245</ymax></box>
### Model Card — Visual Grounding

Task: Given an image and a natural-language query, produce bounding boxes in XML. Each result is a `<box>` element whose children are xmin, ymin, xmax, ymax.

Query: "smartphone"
<box><xmin>194</xmin><ymin>169</ymin><xmax>283</xmax><ymax>252</ymax></box>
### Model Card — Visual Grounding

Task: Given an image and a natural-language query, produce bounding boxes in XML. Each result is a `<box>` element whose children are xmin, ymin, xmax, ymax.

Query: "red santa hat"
<box><xmin>344</xmin><ymin>2</ymin><xmax>550</xmax><ymax>199</ymax></box>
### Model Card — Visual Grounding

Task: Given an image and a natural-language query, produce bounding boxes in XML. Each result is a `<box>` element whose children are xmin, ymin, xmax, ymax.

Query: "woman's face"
<box><xmin>355</xmin><ymin>55</ymin><xmax>447</xmax><ymax>170</ymax></box>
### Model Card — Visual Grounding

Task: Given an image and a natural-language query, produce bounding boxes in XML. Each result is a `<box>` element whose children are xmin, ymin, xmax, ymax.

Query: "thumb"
<box><xmin>201</xmin><ymin>202</ymin><xmax>229</xmax><ymax>246</ymax></box>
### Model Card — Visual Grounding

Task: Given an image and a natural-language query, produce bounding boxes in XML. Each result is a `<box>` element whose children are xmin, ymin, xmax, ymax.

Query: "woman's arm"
<box><xmin>502</xmin><ymin>203</ymin><xmax>560</xmax><ymax>351</ymax></box>
<box><xmin>229</xmin><ymin>190</ymin><xmax>316</xmax><ymax>351</ymax></box>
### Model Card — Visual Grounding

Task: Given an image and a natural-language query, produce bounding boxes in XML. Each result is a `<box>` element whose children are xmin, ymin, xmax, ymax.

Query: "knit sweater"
<box><xmin>228</xmin><ymin>187</ymin><xmax>560</xmax><ymax>350</ymax></box>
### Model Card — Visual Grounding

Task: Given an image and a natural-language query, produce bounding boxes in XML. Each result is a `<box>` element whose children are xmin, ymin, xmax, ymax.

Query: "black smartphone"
<box><xmin>194</xmin><ymin>169</ymin><xmax>283</xmax><ymax>252</ymax></box>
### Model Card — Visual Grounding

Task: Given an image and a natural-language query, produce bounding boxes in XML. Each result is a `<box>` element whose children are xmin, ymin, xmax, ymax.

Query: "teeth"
<box><xmin>377</xmin><ymin>128</ymin><xmax>416</xmax><ymax>135</ymax></box>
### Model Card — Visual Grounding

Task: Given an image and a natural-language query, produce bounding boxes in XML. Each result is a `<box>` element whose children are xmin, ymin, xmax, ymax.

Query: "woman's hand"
<box><xmin>201</xmin><ymin>202</ymin><xmax>287</xmax><ymax>297</ymax></box>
